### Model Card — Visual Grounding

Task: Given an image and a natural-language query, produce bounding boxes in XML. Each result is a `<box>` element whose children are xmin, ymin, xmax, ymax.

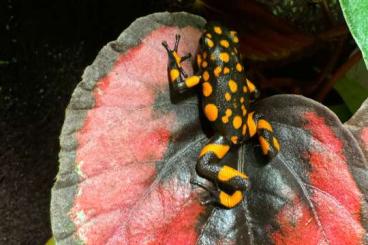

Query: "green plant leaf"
<box><xmin>339</xmin><ymin>0</ymin><xmax>368</xmax><ymax>68</ymax></box>
<box><xmin>334</xmin><ymin>59</ymin><xmax>368</xmax><ymax>113</ymax></box>
<box><xmin>45</xmin><ymin>237</ymin><xmax>55</xmax><ymax>245</ymax></box>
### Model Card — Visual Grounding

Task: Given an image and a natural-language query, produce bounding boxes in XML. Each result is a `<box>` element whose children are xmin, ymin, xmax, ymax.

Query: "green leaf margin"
<box><xmin>339</xmin><ymin>0</ymin><xmax>368</xmax><ymax>68</ymax></box>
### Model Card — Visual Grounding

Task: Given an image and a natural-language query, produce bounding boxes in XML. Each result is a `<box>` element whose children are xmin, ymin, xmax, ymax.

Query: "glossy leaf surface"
<box><xmin>51</xmin><ymin>12</ymin><xmax>368</xmax><ymax>245</ymax></box>
<box><xmin>340</xmin><ymin>0</ymin><xmax>368</xmax><ymax>68</ymax></box>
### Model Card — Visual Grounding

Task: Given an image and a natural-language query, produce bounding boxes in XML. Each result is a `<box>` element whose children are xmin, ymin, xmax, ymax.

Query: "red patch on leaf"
<box><xmin>272</xmin><ymin>197</ymin><xmax>321</xmax><ymax>245</ymax></box>
<box><xmin>272</xmin><ymin>112</ymin><xmax>365</xmax><ymax>244</ymax></box>
<box><xmin>104</xmin><ymin>181</ymin><xmax>203</xmax><ymax>245</ymax></box>
<box><xmin>70</xmin><ymin>25</ymin><xmax>204</xmax><ymax>244</ymax></box>
<box><xmin>305</xmin><ymin>112</ymin><xmax>363</xmax><ymax>220</ymax></box>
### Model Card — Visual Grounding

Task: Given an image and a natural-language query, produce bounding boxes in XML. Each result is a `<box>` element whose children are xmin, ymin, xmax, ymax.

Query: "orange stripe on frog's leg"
<box><xmin>217</xmin><ymin>165</ymin><xmax>248</xmax><ymax>191</ymax></box>
<box><xmin>219</xmin><ymin>191</ymin><xmax>243</xmax><ymax>208</ymax></box>
<box><xmin>253</xmin><ymin>112</ymin><xmax>280</xmax><ymax>159</ymax></box>
<box><xmin>196</xmin><ymin>135</ymin><xmax>248</xmax><ymax>198</ymax></box>
<box><xmin>218</xmin><ymin>165</ymin><xmax>248</xmax><ymax>182</ymax></box>
<box><xmin>199</xmin><ymin>143</ymin><xmax>230</xmax><ymax>159</ymax></box>
<box><xmin>196</xmin><ymin>135</ymin><xmax>231</xmax><ymax>185</ymax></box>
<box><xmin>257</xmin><ymin>119</ymin><xmax>273</xmax><ymax>132</ymax></box>
<box><xmin>273</xmin><ymin>137</ymin><xmax>280</xmax><ymax>151</ymax></box>
<box><xmin>259</xmin><ymin>136</ymin><xmax>270</xmax><ymax>155</ymax></box>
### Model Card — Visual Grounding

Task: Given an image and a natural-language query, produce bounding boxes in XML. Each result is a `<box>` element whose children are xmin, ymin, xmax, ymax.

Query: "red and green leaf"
<box><xmin>51</xmin><ymin>12</ymin><xmax>368</xmax><ymax>245</ymax></box>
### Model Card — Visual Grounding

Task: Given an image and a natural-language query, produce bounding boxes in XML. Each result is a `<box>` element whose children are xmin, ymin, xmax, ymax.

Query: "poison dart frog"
<box><xmin>162</xmin><ymin>22</ymin><xmax>280</xmax><ymax>208</ymax></box>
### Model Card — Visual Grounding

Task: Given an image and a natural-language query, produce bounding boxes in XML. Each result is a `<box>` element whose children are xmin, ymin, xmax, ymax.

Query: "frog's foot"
<box><xmin>190</xmin><ymin>179</ymin><xmax>244</xmax><ymax>208</ymax></box>
<box><xmin>190</xmin><ymin>178</ymin><xmax>221</xmax><ymax>206</ymax></box>
<box><xmin>180</xmin><ymin>53</ymin><xmax>192</xmax><ymax>63</ymax></box>
<box><xmin>161</xmin><ymin>34</ymin><xmax>191</xmax><ymax>66</ymax></box>
<box><xmin>161</xmin><ymin>34</ymin><xmax>180</xmax><ymax>52</ymax></box>
<box><xmin>162</xmin><ymin>35</ymin><xmax>201</xmax><ymax>93</ymax></box>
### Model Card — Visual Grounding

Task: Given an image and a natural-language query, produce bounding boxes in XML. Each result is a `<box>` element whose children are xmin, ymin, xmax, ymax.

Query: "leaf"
<box><xmin>253</xmin><ymin>97</ymin><xmax>368</xmax><ymax>244</ymax></box>
<box><xmin>45</xmin><ymin>237</ymin><xmax>56</xmax><ymax>245</ymax></box>
<box><xmin>334</xmin><ymin>58</ymin><xmax>368</xmax><ymax>113</ymax></box>
<box><xmin>345</xmin><ymin>98</ymin><xmax>368</xmax><ymax>160</ymax></box>
<box><xmin>51</xmin><ymin>12</ymin><xmax>368</xmax><ymax>245</ymax></box>
<box><xmin>51</xmin><ymin>12</ymin><xmax>207</xmax><ymax>245</ymax></box>
<box><xmin>339</xmin><ymin>0</ymin><xmax>368</xmax><ymax>68</ymax></box>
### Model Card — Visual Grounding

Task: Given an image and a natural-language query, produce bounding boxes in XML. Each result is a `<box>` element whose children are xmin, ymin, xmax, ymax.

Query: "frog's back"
<box><xmin>196</xmin><ymin>22</ymin><xmax>251</xmax><ymax>144</ymax></box>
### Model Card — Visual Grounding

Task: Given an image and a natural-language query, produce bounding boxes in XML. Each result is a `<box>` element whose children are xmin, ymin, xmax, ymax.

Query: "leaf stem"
<box><xmin>318</xmin><ymin>25</ymin><xmax>348</xmax><ymax>41</ymax></box>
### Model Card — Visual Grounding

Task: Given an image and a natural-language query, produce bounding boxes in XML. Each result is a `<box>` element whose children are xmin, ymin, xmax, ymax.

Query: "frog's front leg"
<box><xmin>196</xmin><ymin>134</ymin><xmax>249</xmax><ymax>208</ymax></box>
<box><xmin>162</xmin><ymin>34</ymin><xmax>201</xmax><ymax>93</ymax></box>
<box><xmin>247</xmin><ymin>111</ymin><xmax>281</xmax><ymax>158</ymax></box>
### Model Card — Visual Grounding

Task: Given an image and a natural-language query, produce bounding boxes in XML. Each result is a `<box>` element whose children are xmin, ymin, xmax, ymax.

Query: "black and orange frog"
<box><xmin>162</xmin><ymin>22</ymin><xmax>280</xmax><ymax>208</ymax></box>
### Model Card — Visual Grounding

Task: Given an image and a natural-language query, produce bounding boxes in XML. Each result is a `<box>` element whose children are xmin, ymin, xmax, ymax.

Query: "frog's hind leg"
<box><xmin>162</xmin><ymin>35</ymin><xmax>201</xmax><ymax>93</ymax></box>
<box><xmin>191</xmin><ymin>179</ymin><xmax>244</xmax><ymax>209</ymax></box>
<box><xmin>195</xmin><ymin>134</ymin><xmax>249</xmax><ymax>208</ymax></box>
<box><xmin>247</xmin><ymin>111</ymin><xmax>281</xmax><ymax>159</ymax></box>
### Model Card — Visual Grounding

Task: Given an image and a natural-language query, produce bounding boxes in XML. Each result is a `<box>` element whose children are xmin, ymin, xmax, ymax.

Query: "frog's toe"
<box><xmin>199</xmin><ymin>190</ymin><xmax>221</xmax><ymax>206</ymax></box>
<box><xmin>161</xmin><ymin>40</ymin><xmax>170</xmax><ymax>52</ymax></box>
<box><xmin>190</xmin><ymin>178</ymin><xmax>221</xmax><ymax>206</ymax></box>
<box><xmin>180</xmin><ymin>53</ymin><xmax>192</xmax><ymax>63</ymax></box>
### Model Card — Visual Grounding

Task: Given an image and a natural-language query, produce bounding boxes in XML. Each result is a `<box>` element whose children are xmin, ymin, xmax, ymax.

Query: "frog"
<box><xmin>162</xmin><ymin>22</ymin><xmax>280</xmax><ymax>208</ymax></box>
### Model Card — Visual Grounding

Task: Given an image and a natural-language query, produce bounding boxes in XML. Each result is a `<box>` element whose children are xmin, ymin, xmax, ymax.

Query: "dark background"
<box><xmin>0</xmin><ymin>1</ymin><xmax>189</xmax><ymax>244</ymax></box>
